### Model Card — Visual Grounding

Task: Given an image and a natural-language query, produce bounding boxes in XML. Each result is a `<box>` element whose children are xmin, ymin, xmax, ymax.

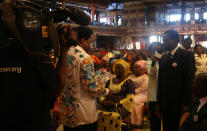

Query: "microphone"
<box><xmin>52</xmin><ymin>7</ymin><xmax>91</xmax><ymax>26</ymax></box>
<box><xmin>68</xmin><ymin>7</ymin><xmax>91</xmax><ymax>26</ymax></box>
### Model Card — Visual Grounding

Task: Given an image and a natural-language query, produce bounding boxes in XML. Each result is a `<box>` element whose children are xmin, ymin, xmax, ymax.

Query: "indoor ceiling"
<box><xmin>67</xmin><ymin>0</ymin><xmax>207</xmax><ymax>8</ymax></box>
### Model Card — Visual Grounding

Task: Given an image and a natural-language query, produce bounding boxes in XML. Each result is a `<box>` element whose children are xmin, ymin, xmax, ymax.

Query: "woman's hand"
<box><xmin>93</xmin><ymin>87</ymin><xmax>107</xmax><ymax>98</ymax></box>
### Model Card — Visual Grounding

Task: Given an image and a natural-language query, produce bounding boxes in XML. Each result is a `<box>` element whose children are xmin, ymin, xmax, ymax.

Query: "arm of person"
<box><xmin>149</xmin><ymin>65</ymin><xmax>158</xmax><ymax>78</ymax></box>
<box><xmin>49</xmin><ymin>46</ymin><xmax>68</xmax><ymax>98</ymax></box>
<box><xmin>80</xmin><ymin>55</ymin><xmax>107</xmax><ymax>98</ymax></box>
<box><xmin>99</xmin><ymin>80</ymin><xmax>112</xmax><ymax>106</ymax></box>
<box><xmin>48</xmin><ymin>24</ymin><xmax>75</xmax><ymax>98</ymax></box>
<box><xmin>179</xmin><ymin>112</ymin><xmax>190</xmax><ymax>127</ymax></box>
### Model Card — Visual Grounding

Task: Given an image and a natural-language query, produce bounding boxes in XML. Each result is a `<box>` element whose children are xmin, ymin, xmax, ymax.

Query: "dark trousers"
<box><xmin>149</xmin><ymin>102</ymin><xmax>161</xmax><ymax>131</ymax></box>
<box><xmin>64</xmin><ymin>122</ymin><xmax>97</xmax><ymax>131</ymax></box>
<box><xmin>162</xmin><ymin>112</ymin><xmax>180</xmax><ymax>131</ymax></box>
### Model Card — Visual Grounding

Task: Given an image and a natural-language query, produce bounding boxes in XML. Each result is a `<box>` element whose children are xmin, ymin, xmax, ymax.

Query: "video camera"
<box><xmin>0</xmin><ymin>0</ymin><xmax>91</xmax><ymax>58</ymax></box>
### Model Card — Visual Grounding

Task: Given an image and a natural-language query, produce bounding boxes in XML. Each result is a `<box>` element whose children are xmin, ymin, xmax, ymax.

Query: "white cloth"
<box><xmin>129</xmin><ymin>74</ymin><xmax>148</xmax><ymax>126</ymax></box>
<box><xmin>180</xmin><ymin>45</ymin><xmax>193</xmax><ymax>52</ymax></box>
<box><xmin>197</xmin><ymin>96</ymin><xmax>207</xmax><ymax>113</ymax></box>
<box><xmin>171</xmin><ymin>46</ymin><xmax>179</xmax><ymax>57</ymax></box>
<box><xmin>195</xmin><ymin>53</ymin><xmax>207</xmax><ymax>75</ymax></box>
<box><xmin>128</xmin><ymin>74</ymin><xmax>149</xmax><ymax>104</ymax></box>
<box><xmin>101</xmin><ymin>68</ymin><xmax>115</xmax><ymax>85</ymax></box>
<box><xmin>146</xmin><ymin>59</ymin><xmax>159</xmax><ymax>102</ymax></box>
<box><xmin>58</xmin><ymin>46</ymin><xmax>98</xmax><ymax>127</ymax></box>
<box><xmin>130</xmin><ymin>103</ymin><xmax>144</xmax><ymax>126</ymax></box>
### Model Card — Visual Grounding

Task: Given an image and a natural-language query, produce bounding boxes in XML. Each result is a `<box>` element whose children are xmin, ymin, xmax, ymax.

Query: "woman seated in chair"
<box><xmin>98</xmin><ymin>59</ymin><xmax>135</xmax><ymax>131</ymax></box>
<box><xmin>179</xmin><ymin>73</ymin><xmax>207</xmax><ymax>131</ymax></box>
<box><xmin>128</xmin><ymin>60</ymin><xmax>149</xmax><ymax>128</ymax></box>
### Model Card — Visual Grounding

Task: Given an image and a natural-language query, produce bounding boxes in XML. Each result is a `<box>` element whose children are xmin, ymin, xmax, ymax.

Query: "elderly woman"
<box><xmin>128</xmin><ymin>60</ymin><xmax>149</xmax><ymax>128</ymax></box>
<box><xmin>98</xmin><ymin>59</ymin><xmax>135</xmax><ymax>131</ymax></box>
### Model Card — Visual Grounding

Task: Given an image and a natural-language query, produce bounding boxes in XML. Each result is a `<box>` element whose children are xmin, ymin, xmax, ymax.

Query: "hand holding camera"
<box><xmin>58</xmin><ymin>24</ymin><xmax>77</xmax><ymax>48</ymax></box>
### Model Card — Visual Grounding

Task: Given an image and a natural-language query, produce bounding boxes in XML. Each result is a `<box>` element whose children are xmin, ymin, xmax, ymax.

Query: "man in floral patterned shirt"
<box><xmin>57</xmin><ymin>26</ymin><xmax>108</xmax><ymax>131</ymax></box>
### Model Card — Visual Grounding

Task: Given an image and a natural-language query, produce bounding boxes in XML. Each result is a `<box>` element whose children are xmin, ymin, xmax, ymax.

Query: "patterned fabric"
<box><xmin>112</xmin><ymin>59</ymin><xmax>130</xmax><ymax>78</ymax></box>
<box><xmin>99</xmin><ymin>79</ymin><xmax>135</xmax><ymax>116</ymax></box>
<box><xmin>107</xmin><ymin>79</ymin><xmax>135</xmax><ymax>117</ymax></box>
<box><xmin>109</xmin><ymin>78</ymin><xmax>129</xmax><ymax>94</ymax></box>
<box><xmin>95</xmin><ymin>69</ymin><xmax>115</xmax><ymax>90</ymax></box>
<box><xmin>97</xmin><ymin>111</ymin><xmax>122</xmax><ymax>131</ymax></box>
<box><xmin>90</xmin><ymin>55</ymin><xmax>101</xmax><ymax>65</ymax></box>
<box><xmin>97</xmin><ymin>79</ymin><xmax>135</xmax><ymax>131</ymax></box>
<box><xmin>56</xmin><ymin>46</ymin><xmax>103</xmax><ymax>127</ymax></box>
<box><xmin>120</xmin><ymin>94</ymin><xmax>135</xmax><ymax>113</ymax></box>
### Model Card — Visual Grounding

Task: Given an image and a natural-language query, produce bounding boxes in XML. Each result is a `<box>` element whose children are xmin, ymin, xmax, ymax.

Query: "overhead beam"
<box><xmin>67</xmin><ymin>0</ymin><xmax>109</xmax><ymax>7</ymax></box>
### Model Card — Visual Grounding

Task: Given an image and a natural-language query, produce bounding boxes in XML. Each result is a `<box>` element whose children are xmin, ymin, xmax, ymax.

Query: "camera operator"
<box><xmin>0</xmin><ymin>23</ymin><xmax>75</xmax><ymax>131</ymax></box>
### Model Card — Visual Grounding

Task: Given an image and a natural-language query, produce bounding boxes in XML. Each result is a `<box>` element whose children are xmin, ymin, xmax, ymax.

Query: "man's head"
<box><xmin>163</xmin><ymin>30</ymin><xmax>179</xmax><ymax>51</ymax></box>
<box><xmin>193</xmin><ymin>73</ymin><xmax>207</xmax><ymax>99</ymax></box>
<box><xmin>148</xmin><ymin>42</ymin><xmax>161</xmax><ymax>55</ymax></box>
<box><xmin>182</xmin><ymin>37</ymin><xmax>192</xmax><ymax>50</ymax></box>
<box><xmin>76</xmin><ymin>26</ymin><xmax>94</xmax><ymax>52</ymax></box>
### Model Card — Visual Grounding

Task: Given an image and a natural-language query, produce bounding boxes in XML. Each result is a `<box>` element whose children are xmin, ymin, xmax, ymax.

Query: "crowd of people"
<box><xmin>51</xmin><ymin>27</ymin><xmax>207</xmax><ymax>131</ymax></box>
<box><xmin>2</xmin><ymin>24</ymin><xmax>207</xmax><ymax>131</ymax></box>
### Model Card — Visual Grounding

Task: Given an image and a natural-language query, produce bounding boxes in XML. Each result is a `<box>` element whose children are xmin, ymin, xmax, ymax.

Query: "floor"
<box><xmin>132</xmin><ymin>120</ymin><xmax>150</xmax><ymax>131</ymax></box>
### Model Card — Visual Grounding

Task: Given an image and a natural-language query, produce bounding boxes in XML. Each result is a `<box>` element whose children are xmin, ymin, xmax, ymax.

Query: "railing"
<box><xmin>125</xmin><ymin>23</ymin><xmax>207</xmax><ymax>36</ymax></box>
<box><xmin>75</xmin><ymin>22</ymin><xmax>207</xmax><ymax>36</ymax></box>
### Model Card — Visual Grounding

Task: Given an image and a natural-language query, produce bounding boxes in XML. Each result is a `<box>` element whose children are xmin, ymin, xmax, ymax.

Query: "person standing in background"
<box><xmin>147</xmin><ymin>42</ymin><xmax>162</xmax><ymax>131</ymax></box>
<box><xmin>181</xmin><ymin>37</ymin><xmax>196</xmax><ymax>78</ymax></box>
<box><xmin>194</xmin><ymin>44</ymin><xmax>207</xmax><ymax>75</ymax></box>
<box><xmin>156</xmin><ymin>30</ymin><xmax>194</xmax><ymax>131</ymax></box>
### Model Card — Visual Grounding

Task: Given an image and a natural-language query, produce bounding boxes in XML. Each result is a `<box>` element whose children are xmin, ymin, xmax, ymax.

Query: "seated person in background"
<box><xmin>90</xmin><ymin>54</ymin><xmax>102</xmax><ymax>71</ymax></box>
<box><xmin>98</xmin><ymin>59</ymin><xmax>135</xmax><ymax>131</ymax></box>
<box><xmin>95</xmin><ymin>56</ymin><xmax>113</xmax><ymax>93</ymax></box>
<box><xmin>125</xmin><ymin>53</ymin><xmax>133</xmax><ymax>66</ymax></box>
<box><xmin>95</xmin><ymin>55</ymin><xmax>115</xmax><ymax>85</ymax></box>
<box><xmin>179</xmin><ymin>73</ymin><xmax>207</xmax><ymax>131</ymax></box>
<box><xmin>128</xmin><ymin>60</ymin><xmax>149</xmax><ymax>128</ymax></box>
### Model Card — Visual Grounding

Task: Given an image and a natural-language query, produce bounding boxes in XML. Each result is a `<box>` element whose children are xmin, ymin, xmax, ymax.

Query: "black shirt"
<box><xmin>0</xmin><ymin>45</ymin><xmax>59</xmax><ymax>131</ymax></box>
